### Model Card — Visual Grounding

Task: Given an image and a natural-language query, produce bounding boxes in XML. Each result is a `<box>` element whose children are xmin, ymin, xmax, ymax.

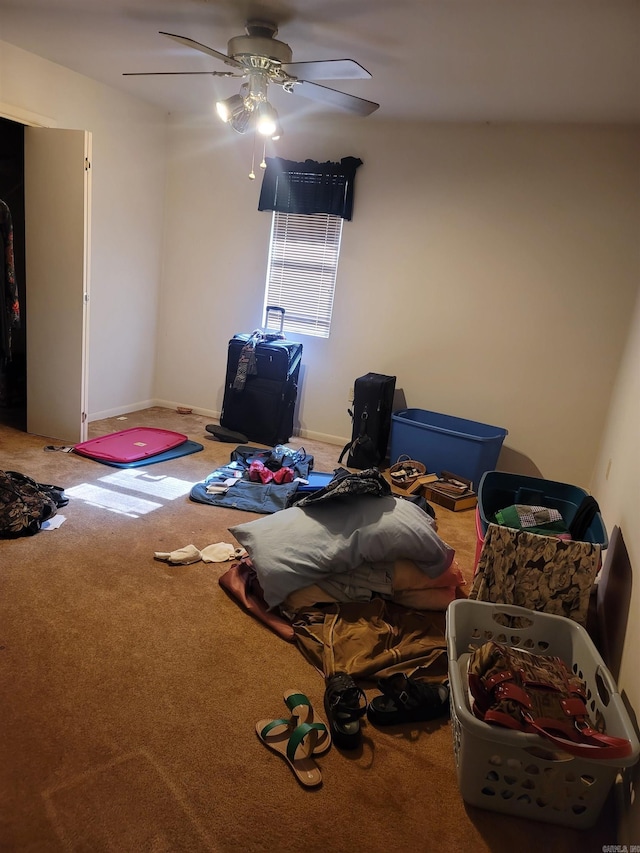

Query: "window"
<box><xmin>263</xmin><ymin>210</ymin><xmax>344</xmax><ymax>339</ymax></box>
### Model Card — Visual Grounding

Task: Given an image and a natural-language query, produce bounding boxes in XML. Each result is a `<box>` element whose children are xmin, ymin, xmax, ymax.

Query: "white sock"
<box><xmin>200</xmin><ymin>543</ymin><xmax>247</xmax><ymax>563</ymax></box>
<box><xmin>154</xmin><ymin>544</ymin><xmax>202</xmax><ymax>565</ymax></box>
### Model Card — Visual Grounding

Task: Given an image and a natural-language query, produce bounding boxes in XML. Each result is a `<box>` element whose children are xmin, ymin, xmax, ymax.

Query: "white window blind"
<box><xmin>263</xmin><ymin>211</ymin><xmax>343</xmax><ymax>339</ymax></box>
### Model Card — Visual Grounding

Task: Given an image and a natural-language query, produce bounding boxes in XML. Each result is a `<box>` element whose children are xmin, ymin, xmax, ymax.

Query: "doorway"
<box><xmin>0</xmin><ymin>111</ymin><xmax>91</xmax><ymax>444</ymax></box>
<box><xmin>0</xmin><ymin>116</ymin><xmax>26</xmax><ymax>430</ymax></box>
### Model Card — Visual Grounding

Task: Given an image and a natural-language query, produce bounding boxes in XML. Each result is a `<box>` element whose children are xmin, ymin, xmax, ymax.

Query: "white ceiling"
<box><xmin>0</xmin><ymin>0</ymin><xmax>639</xmax><ymax>124</ymax></box>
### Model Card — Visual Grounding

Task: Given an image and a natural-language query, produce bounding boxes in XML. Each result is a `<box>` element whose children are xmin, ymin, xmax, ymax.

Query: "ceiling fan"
<box><xmin>124</xmin><ymin>20</ymin><xmax>379</xmax><ymax>139</ymax></box>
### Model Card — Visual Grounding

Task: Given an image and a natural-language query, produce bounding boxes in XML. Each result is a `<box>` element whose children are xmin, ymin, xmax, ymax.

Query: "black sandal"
<box><xmin>323</xmin><ymin>672</ymin><xmax>368</xmax><ymax>749</ymax></box>
<box><xmin>367</xmin><ymin>674</ymin><xmax>450</xmax><ymax>726</ymax></box>
<box><xmin>205</xmin><ymin>424</ymin><xmax>248</xmax><ymax>443</ymax></box>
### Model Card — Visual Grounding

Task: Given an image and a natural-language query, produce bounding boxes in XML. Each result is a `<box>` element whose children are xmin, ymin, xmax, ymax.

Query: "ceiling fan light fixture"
<box><xmin>229</xmin><ymin>108</ymin><xmax>252</xmax><ymax>134</ymax></box>
<box><xmin>256</xmin><ymin>101</ymin><xmax>279</xmax><ymax>137</ymax></box>
<box><xmin>215</xmin><ymin>92</ymin><xmax>244</xmax><ymax>123</ymax></box>
<box><xmin>270</xmin><ymin>118</ymin><xmax>283</xmax><ymax>141</ymax></box>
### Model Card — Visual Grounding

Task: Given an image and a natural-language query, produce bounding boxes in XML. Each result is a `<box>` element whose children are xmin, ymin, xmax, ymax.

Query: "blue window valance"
<box><xmin>258</xmin><ymin>156</ymin><xmax>363</xmax><ymax>220</ymax></box>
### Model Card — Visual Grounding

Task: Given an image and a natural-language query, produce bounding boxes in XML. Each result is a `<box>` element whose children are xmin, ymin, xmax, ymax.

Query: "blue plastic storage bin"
<box><xmin>477</xmin><ymin>471</ymin><xmax>608</xmax><ymax>549</ymax></box>
<box><xmin>389</xmin><ymin>409</ymin><xmax>508</xmax><ymax>490</ymax></box>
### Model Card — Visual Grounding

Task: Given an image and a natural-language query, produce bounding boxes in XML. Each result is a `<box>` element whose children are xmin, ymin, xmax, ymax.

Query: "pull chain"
<box><xmin>248</xmin><ymin>130</ymin><xmax>256</xmax><ymax>180</ymax></box>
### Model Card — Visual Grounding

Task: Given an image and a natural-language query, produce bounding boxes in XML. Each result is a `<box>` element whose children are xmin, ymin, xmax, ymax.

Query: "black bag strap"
<box><xmin>338</xmin><ymin>407</ymin><xmax>355</xmax><ymax>464</ymax></box>
<box><xmin>338</xmin><ymin>405</ymin><xmax>371</xmax><ymax>464</ymax></box>
<box><xmin>338</xmin><ymin>438</ymin><xmax>352</xmax><ymax>465</ymax></box>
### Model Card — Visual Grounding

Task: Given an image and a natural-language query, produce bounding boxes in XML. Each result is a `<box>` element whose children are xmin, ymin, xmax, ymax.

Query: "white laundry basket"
<box><xmin>446</xmin><ymin>599</ymin><xmax>639</xmax><ymax>829</ymax></box>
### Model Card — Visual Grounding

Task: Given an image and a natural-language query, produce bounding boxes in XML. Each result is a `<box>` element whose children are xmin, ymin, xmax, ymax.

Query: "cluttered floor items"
<box><xmin>11</xmin><ymin>412</ymin><xmax>636</xmax><ymax>830</ymax></box>
<box><xmin>209</xmin><ymin>448</ymin><xmax>466</xmax><ymax>656</ymax></box>
<box><xmin>0</xmin><ymin>469</ymin><xmax>68</xmax><ymax>537</ymax></box>
<box><xmin>154</xmin><ymin>542</ymin><xmax>247</xmax><ymax>566</ymax></box>
<box><xmin>256</xmin><ymin>673</ymin><xmax>450</xmax><ymax>788</ymax></box>
<box><xmin>3</xmin><ymin>427</ymin><xmax>206</xmax><ymax>538</ymax></box>
<box><xmin>189</xmin><ymin>443</ymin><xmax>314</xmax><ymax>513</ymax></box>
<box><xmin>189</xmin><ymin>438</ymin><xmax>466</xmax><ymax>786</ymax></box>
<box><xmin>202</xmin><ymin>438</ymin><xmax>639</xmax><ymax>829</ymax></box>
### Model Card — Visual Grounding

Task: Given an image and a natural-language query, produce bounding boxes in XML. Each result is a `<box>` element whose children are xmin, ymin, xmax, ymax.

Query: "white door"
<box><xmin>24</xmin><ymin>127</ymin><xmax>91</xmax><ymax>443</ymax></box>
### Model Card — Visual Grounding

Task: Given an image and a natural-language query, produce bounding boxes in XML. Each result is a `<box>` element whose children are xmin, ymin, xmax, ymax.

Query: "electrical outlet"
<box><xmin>348</xmin><ymin>387</ymin><xmax>354</xmax><ymax>403</ymax></box>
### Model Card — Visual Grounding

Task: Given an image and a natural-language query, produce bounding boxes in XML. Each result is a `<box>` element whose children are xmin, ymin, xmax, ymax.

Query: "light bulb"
<box><xmin>256</xmin><ymin>102</ymin><xmax>278</xmax><ymax>137</ymax></box>
<box><xmin>216</xmin><ymin>93</ymin><xmax>244</xmax><ymax>124</ymax></box>
<box><xmin>216</xmin><ymin>101</ymin><xmax>231</xmax><ymax>122</ymax></box>
<box><xmin>271</xmin><ymin>116</ymin><xmax>283</xmax><ymax>141</ymax></box>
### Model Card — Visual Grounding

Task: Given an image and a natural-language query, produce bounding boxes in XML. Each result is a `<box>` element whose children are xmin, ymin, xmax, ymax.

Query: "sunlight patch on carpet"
<box><xmin>98</xmin><ymin>469</ymin><xmax>196</xmax><ymax>500</ymax></box>
<box><xmin>64</xmin><ymin>484</ymin><xmax>163</xmax><ymax>518</ymax></box>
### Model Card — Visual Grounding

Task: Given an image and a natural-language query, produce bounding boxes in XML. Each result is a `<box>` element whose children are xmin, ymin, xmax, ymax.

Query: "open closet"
<box><xmin>0</xmin><ymin>112</ymin><xmax>92</xmax><ymax>444</ymax></box>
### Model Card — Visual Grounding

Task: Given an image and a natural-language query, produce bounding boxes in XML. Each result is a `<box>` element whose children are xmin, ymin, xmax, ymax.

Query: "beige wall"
<box><xmin>157</xmin><ymin>114</ymin><xmax>639</xmax><ymax>489</ymax></box>
<box><xmin>591</xmin><ymin>289</ymin><xmax>640</xmax><ymax>845</ymax></box>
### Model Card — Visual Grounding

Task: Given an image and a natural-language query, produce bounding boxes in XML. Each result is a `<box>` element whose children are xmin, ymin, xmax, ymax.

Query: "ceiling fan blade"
<box><xmin>123</xmin><ymin>71</ymin><xmax>239</xmax><ymax>77</ymax></box>
<box><xmin>283</xmin><ymin>59</ymin><xmax>371</xmax><ymax>81</ymax></box>
<box><xmin>292</xmin><ymin>81</ymin><xmax>379</xmax><ymax>116</ymax></box>
<box><xmin>159</xmin><ymin>31</ymin><xmax>243</xmax><ymax>69</ymax></box>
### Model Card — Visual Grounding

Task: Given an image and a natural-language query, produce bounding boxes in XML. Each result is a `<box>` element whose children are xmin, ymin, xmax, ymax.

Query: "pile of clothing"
<box><xmin>189</xmin><ymin>444</ymin><xmax>314</xmax><ymax>514</ymax></box>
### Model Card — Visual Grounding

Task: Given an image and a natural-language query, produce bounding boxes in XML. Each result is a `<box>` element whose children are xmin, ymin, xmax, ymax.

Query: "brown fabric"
<box><xmin>283</xmin><ymin>582</ymin><xmax>459</xmax><ymax>613</ymax></box>
<box><xmin>282</xmin><ymin>557</ymin><xmax>465</xmax><ymax>613</ymax></box>
<box><xmin>393</xmin><ymin>557</ymin><xmax>465</xmax><ymax>590</ymax></box>
<box><xmin>218</xmin><ymin>558</ymin><xmax>295</xmax><ymax>642</ymax></box>
<box><xmin>291</xmin><ymin>598</ymin><xmax>449</xmax><ymax>680</ymax></box>
<box><xmin>470</xmin><ymin>523</ymin><xmax>601</xmax><ymax>626</ymax></box>
<box><xmin>391</xmin><ymin>557</ymin><xmax>464</xmax><ymax>608</ymax></box>
<box><xmin>392</xmin><ymin>585</ymin><xmax>458</xmax><ymax>611</ymax></box>
<box><xmin>283</xmin><ymin>583</ymin><xmax>340</xmax><ymax>610</ymax></box>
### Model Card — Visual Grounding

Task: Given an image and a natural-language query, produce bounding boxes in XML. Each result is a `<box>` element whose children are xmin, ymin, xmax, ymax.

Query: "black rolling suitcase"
<box><xmin>339</xmin><ymin>372</ymin><xmax>396</xmax><ymax>469</ymax></box>
<box><xmin>220</xmin><ymin>312</ymin><xmax>302</xmax><ymax>446</ymax></box>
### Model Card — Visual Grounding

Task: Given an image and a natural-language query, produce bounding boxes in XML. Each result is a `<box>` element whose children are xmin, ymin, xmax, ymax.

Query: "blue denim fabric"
<box><xmin>189</xmin><ymin>480</ymin><xmax>299</xmax><ymax>514</ymax></box>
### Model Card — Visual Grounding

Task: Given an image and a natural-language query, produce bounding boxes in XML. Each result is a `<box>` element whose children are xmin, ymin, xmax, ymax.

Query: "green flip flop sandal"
<box><xmin>283</xmin><ymin>690</ymin><xmax>332</xmax><ymax>755</ymax></box>
<box><xmin>256</xmin><ymin>718</ymin><xmax>327</xmax><ymax>788</ymax></box>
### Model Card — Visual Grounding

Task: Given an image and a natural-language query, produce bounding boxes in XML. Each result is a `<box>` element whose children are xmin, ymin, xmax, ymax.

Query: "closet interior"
<box><xmin>0</xmin><ymin>116</ymin><xmax>26</xmax><ymax>431</ymax></box>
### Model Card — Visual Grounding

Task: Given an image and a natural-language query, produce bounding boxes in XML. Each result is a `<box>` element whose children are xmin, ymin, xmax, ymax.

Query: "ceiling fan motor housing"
<box><xmin>227</xmin><ymin>35</ymin><xmax>293</xmax><ymax>66</ymax></box>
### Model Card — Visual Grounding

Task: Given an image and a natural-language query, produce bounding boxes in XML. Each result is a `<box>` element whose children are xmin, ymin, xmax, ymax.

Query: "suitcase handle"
<box><xmin>264</xmin><ymin>305</ymin><xmax>285</xmax><ymax>336</ymax></box>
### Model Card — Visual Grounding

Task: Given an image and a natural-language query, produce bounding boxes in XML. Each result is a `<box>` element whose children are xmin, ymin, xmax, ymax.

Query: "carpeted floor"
<box><xmin>0</xmin><ymin>408</ymin><xmax>616</xmax><ymax>851</ymax></box>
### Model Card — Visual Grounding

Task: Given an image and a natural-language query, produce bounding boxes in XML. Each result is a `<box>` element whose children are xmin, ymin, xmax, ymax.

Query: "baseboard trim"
<box><xmin>296</xmin><ymin>427</ymin><xmax>344</xmax><ymax>447</ymax></box>
<box><xmin>88</xmin><ymin>399</ymin><xmax>219</xmax><ymax>422</ymax></box>
<box><xmin>88</xmin><ymin>400</ymin><xmax>157</xmax><ymax>422</ymax></box>
<box><xmin>152</xmin><ymin>399</ymin><xmax>220</xmax><ymax>419</ymax></box>
<box><xmin>88</xmin><ymin>401</ymin><xmax>347</xmax><ymax>448</ymax></box>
